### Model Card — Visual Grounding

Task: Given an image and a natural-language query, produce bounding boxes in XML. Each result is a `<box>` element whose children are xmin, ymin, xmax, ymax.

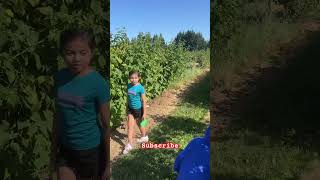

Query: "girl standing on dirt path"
<box><xmin>123</xmin><ymin>70</ymin><xmax>149</xmax><ymax>154</ymax></box>
<box><xmin>51</xmin><ymin>28</ymin><xmax>110</xmax><ymax>180</ymax></box>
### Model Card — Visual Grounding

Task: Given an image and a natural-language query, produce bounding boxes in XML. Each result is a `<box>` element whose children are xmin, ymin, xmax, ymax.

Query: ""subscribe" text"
<box><xmin>141</xmin><ymin>142</ymin><xmax>180</xmax><ymax>149</ymax></box>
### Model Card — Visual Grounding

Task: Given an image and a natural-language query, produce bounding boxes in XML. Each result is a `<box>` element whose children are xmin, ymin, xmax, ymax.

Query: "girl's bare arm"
<box><xmin>141</xmin><ymin>94</ymin><xmax>147</xmax><ymax>118</ymax></box>
<box><xmin>126</xmin><ymin>98</ymin><xmax>129</xmax><ymax>112</ymax></box>
<box><xmin>99</xmin><ymin>102</ymin><xmax>110</xmax><ymax>178</ymax></box>
<box><xmin>99</xmin><ymin>102</ymin><xmax>110</xmax><ymax>139</ymax></box>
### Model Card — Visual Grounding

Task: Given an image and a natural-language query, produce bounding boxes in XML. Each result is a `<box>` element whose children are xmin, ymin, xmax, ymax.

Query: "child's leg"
<box><xmin>139</xmin><ymin>126</ymin><xmax>147</xmax><ymax>137</ymax></box>
<box><xmin>56</xmin><ymin>145</ymin><xmax>77</xmax><ymax>180</ymax></box>
<box><xmin>138</xmin><ymin>118</ymin><xmax>147</xmax><ymax>137</ymax></box>
<box><xmin>127</xmin><ymin>114</ymin><xmax>135</xmax><ymax>145</ymax></box>
<box><xmin>57</xmin><ymin>166</ymin><xmax>76</xmax><ymax>180</ymax></box>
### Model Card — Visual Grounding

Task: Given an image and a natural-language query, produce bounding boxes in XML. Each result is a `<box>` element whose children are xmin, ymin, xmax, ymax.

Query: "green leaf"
<box><xmin>31</xmin><ymin>112</ymin><xmax>41</xmax><ymax>122</ymax></box>
<box><xmin>34</xmin><ymin>54</ymin><xmax>41</xmax><ymax>70</ymax></box>
<box><xmin>24</xmin><ymin>56</ymin><xmax>29</xmax><ymax>66</ymax></box>
<box><xmin>32</xmin><ymin>102</ymin><xmax>41</xmax><ymax>112</ymax></box>
<box><xmin>6</xmin><ymin>93</ymin><xmax>18</xmax><ymax>107</ymax></box>
<box><xmin>98</xmin><ymin>55</ymin><xmax>106</xmax><ymax>67</ymax></box>
<box><xmin>10</xmin><ymin>142</ymin><xmax>21</xmax><ymax>155</ymax></box>
<box><xmin>29</xmin><ymin>31</ymin><xmax>39</xmax><ymax>45</ymax></box>
<box><xmin>65</xmin><ymin>0</ymin><xmax>74</xmax><ymax>4</ymax></box>
<box><xmin>3</xmin><ymin>168</ymin><xmax>10</xmax><ymax>179</ymax></box>
<box><xmin>18</xmin><ymin>120</ymin><xmax>30</xmax><ymax>130</ymax></box>
<box><xmin>0</xmin><ymin>122</ymin><xmax>11</xmax><ymax>145</ymax></box>
<box><xmin>27</xmin><ymin>0</ymin><xmax>40</xmax><ymax>7</ymax></box>
<box><xmin>37</xmin><ymin>6</ymin><xmax>53</xmax><ymax>16</ymax></box>
<box><xmin>5</xmin><ymin>71</ymin><xmax>15</xmax><ymax>83</ymax></box>
<box><xmin>90</xmin><ymin>0</ymin><xmax>100</xmax><ymax>11</ymax></box>
<box><xmin>48</xmin><ymin>30</ymin><xmax>58</xmax><ymax>42</ymax></box>
<box><xmin>37</xmin><ymin>76</ymin><xmax>46</xmax><ymax>84</ymax></box>
<box><xmin>116</xmin><ymin>57</ymin><xmax>122</xmax><ymax>64</ymax></box>
<box><xmin>34</xmin><ymin>137</ymin><xmax>49</xmax><ymax>169</ymax></box>
<box><xmin>4</xmin><ymin>60</ymin><xmax>14</xmax><ymax>71</ymax></box>
<box><xmin>25</xmin><ymin>85</ymin><xmax>39</xmax><ymax>107</ymax></box>
<box><xmin>43</xmin><ymin>110</ymin><xmax>53</xmax><ymax>122</ymax></box>
<box><xmin>4</xmin><ymin>9</ymin><xmax>14</xmax><ymax>17</ymax></box>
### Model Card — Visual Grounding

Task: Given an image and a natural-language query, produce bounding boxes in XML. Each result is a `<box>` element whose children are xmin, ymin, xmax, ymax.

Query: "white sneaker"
<box><xmin>137</xmin><ymin>135</ymin><xmax>149</xmax><ymax>143</ymax></box>
<box><xmin>123</xmin><ymin>144</ymin><xmax>133</xmax><ymax>154</ymax></box>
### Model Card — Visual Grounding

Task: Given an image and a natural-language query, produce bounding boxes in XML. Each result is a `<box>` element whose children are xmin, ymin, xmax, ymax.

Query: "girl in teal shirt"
<box><xmin>123</xmin><ymin>70</ymin><xmax>149</xmax><ymax>154</ymax></box>
<box><xmin>51</xmin><ymin>28</ymin><xmax>110</xmax><ymax>180</ymax></box>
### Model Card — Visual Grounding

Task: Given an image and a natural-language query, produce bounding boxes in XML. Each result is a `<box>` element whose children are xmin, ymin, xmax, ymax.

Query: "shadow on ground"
<box><xmin>213</xmin><ymin>28</ymin><xmax>320</xmax><ymax>179</ymax></box>
<box><xmin>178</xmin><ymin>72</ymin><xmax>210</xmax><ymax>109</ymax></box>
<box><xmin>111</xmin><ymin>114</ymin><xmax>208</xmax><ymax>180</ymax></box>
<box><xmin>111</xmin><ymin>70</ymin><xmax>210</xmax><ymax>180</ymax></box>
<box><xmin>110</xmin><ymin>129</ymin><xmax>127</xmax><ymax>150</ymax></box>
<box><xmin>227</xmin><ymin>31</ymin><xmax>320</xmax><ymax>148</ymax></box>
<box><xmin>216</xmin><ymin>174</ymin><xmax>263</xmax><ymax>180</ymax></box>
<box><xmin>111</xmin><ymin>148</ymin><xmax>178</xmax><ymax>180</ymax></box>
<box><xmin>149</xmin><ymin>116</ymin><xmax>207</xmax><ymax>143</ymax></box>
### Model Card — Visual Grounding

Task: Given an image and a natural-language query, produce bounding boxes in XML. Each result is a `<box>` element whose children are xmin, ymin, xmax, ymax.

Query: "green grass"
<box><xmin>168</xmin><ymin>50</ymin><xmax>210</xmax><ymax>90</ymax></box>
<box><xmin>302</xmin><ymin>6</ymin><xmax>320</xmax><ymax>20</ymax></box>
<box><xmin>111</xmin><ymin>69</ymin><xmax>210</xmax><ymax>180</ymax></box>
<box><xmin>215</xmin><ymin>130</ymin><xmax>315</xmax><ymax>180</ymax></box>
<box><xmin>212</xmin><ymin>21</ymin><xmax>302</xmax><ymax>90</ymax></box>
<box><xmin>167</xmin><ymin>67</ymin><xmax>204</xmax><ymax>90</ymax></box>
<box><xmin>215</xmin><ymin>31</ymin><xmax>320</xmax><ymax>179</ymax></box>
<box><xmin>213</xmin><ymin>14</ymin><xmax>320</xmax><ymax>180</ymax></box>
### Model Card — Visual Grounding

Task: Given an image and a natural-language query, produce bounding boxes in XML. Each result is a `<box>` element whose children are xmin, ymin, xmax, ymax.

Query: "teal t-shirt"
<box><xmin>127</xmin><ymin>83</ymin><xmax>145</xmax><ymax>109</ymax></box>
<box><xmin>54</xmin><ymin>68</ymin><xmax>110</xmax><ymax>150</ymax></box>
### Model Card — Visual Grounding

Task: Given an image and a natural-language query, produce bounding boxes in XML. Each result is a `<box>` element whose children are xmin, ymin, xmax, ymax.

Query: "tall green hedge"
<box><xmin>0</xmin><ymin>0</ymin><xmax>108</xmax><ymax>179</ymax></box>
<box><xmin>110</xmin><ymin>31</ymin><xmax>193</xmax><ymax>128</ymax></box>
<box><xmin>279</xmin><ymin>0</ymin><xmax>320</xmax><ymax>18</ymax></box>
<box><xmin>212</xmin><ymin>0</ymin><xmax>320</xmax><ymax>65</ymax></box>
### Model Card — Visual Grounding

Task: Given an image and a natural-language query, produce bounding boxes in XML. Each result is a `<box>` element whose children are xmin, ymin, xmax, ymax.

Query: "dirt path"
<box><xmin>212</xmin><ymin>20</ymin><xmax>320</xmax><ymax>136</ymax></box>
<box><xmin>211</xmin><ymin>20</ymin><xmax>320</xmax><ymax>178</ymax></box>
<box><xmin>110</xmin><ymin>68</ymin><xmax>210</xmax><ymax>164</ymax></box>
